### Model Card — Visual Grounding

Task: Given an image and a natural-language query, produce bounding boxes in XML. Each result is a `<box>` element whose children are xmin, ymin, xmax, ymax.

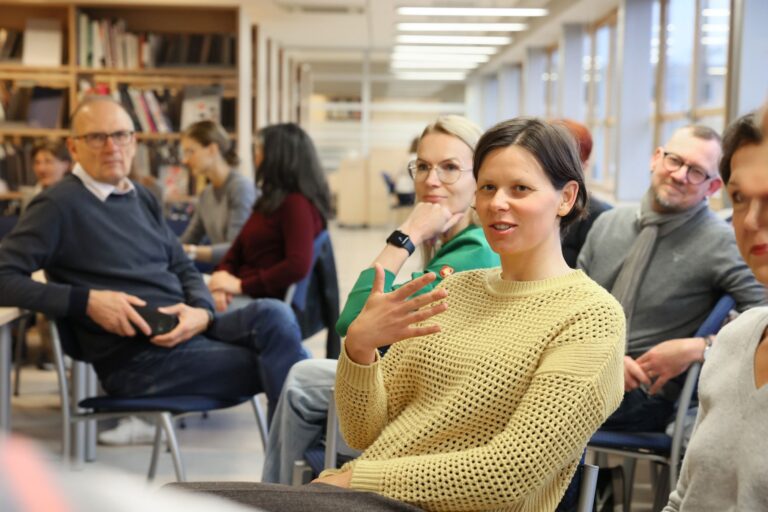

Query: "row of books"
<box><xmin>0</xmin><ymin>30</ymin><xmax>23</xmax><ymax>62</ymax></box>
<box><xmin>77</xmin><ymin>13</ymin><xmax>237</xmax><ymax>69</ymax></box>
<box><xmin>0</xmin><ymin>85</ymin><xmax>67</xmax><ymax>129</ymax></box>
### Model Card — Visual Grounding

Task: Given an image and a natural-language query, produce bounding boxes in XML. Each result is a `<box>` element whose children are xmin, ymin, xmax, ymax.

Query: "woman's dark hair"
<box><xmin>473</xmin><ymin>117</ymin><xmax>588</xmax><ymax>232</ymax></box>
<box><xmin>253</xmin><ymin>123</ymin><xmax>332</xmax><ymax>221</ymax></box>
<box><xmin>183</xmin><ymin>119</ymin><xmax>240</xmax><ymax>167</ymax></box>
<box><xmin>32</xmin><ymin>139</ymin><xmax>72</xmax><ymax>165</ymax></box>
<box><xmin>719</xmin><ymin>112</ymin><xmax>763</xmax><ymax>185</ymax></box>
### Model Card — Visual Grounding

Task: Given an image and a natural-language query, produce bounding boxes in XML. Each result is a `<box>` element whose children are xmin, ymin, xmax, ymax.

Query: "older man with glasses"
<box><xmin>0</xmin><ymin>96</ymin><xmax>308</xmax><ymax>440</ymax></box>
<box><xmin>578</xmin><ymin>125</ymin><xmax>766</xmax><ymax>434</ymax></box>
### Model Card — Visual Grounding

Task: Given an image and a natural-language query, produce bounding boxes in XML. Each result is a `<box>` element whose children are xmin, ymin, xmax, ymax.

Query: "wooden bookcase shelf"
<box><xmin>0</xmin><ymin>1</ymin><xmax>248</xmax><ymax>152</ymax></box>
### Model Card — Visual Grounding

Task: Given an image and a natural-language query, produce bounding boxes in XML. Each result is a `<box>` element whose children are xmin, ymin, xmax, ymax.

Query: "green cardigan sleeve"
<box><xmin>335</xmin><ymin>226</ymin><xmax>499</xmax><ymax>336</ymax></box>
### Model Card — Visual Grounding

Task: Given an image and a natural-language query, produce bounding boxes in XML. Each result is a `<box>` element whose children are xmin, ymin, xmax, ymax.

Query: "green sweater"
<box><xmin>335</xmin><ymin>225</ymin><xmax>500</xmax><ymax>336</ymax></box>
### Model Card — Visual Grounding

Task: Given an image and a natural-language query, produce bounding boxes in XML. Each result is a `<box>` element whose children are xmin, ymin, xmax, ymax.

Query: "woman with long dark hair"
<box><xmin>208</xmin><ymin>123</ymin><xmax>331</xmax><ymax>312</ymax></box>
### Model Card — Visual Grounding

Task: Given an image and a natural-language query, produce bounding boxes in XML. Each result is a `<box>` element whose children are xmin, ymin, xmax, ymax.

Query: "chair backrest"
<box><xmin>284</xmin><ymin>230</ymin><xmax>329</xmax><ymax>311</ymax></box>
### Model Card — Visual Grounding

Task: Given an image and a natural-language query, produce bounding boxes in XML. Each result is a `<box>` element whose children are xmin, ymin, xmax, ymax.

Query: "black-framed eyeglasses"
<box><xmin>407</xmin><ymin>159</ymin><xmax>471</xmax><ymax>185</ymax></box>
<box><xmin>72</xmin><ymin>130</ymin><xmax>135</xmax><ymax>150</ymax></box>
<box><xmin>661</xmin><ymin>151</ymin><xmax>713</xmax><ymax>185</ymax></box>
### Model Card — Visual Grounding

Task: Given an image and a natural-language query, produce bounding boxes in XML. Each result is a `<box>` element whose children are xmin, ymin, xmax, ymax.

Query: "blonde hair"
<box><xmin>416</xmin><ymin>115</ymin><xmax>483</xmax><ymax>266</ymax></box>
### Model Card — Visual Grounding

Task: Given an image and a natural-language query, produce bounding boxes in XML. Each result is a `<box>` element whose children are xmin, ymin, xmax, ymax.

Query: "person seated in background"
<box><xmin>180</xmin><ymin>120</ymin><xmax>257</xmax><ymax>265</ymax></box>
<box><xmin>176</xmin><ymin>118</ymin><xmax>625</xmax><ymax>512</ymax></box>
<box><xmin>578</xmin><ymin>125</ymin><xmax>765</xmax><ymax>434</ymax></box>
<box><xmin>555</xmin><ymin>119</ymin><xmax>612</xmax><ymax>267</ymax></box>
<box><xmin>664</xmin><ymin>108</ymin><xmax>768</xmax><ymax>512</ymax></box>
<box><xmin>207</xmin><ymin>123</ymin><xmax>332</xmax><ymax>312</ymax></box>
<box><xmin>0</xmin><ymin>95</ymin><xmax>306</xmax><ymax>444</ymax></box>
<box><xmin>20</xmin><ymin>139</ymin><xmax>72</xmax><ymax>213</ymax></box>
<box><xmin>262</xmin><ymin>115</ymin><xmax>500</xmax><ymax>485</ymax></box>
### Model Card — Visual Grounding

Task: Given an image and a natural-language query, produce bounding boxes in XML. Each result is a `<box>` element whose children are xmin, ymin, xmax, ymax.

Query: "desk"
<box><xmin>0</xmin><ymin>306</ymin><xmax>22</xmax><ymax>431</ymax></box>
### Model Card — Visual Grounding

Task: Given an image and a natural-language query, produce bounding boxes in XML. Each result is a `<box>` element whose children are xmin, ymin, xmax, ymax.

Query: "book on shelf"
<box><xmin>22</xmin><ymin>18</ymin><xmax>63</xmax><ymax>67</ymax></box>
<box><xmin>180</xmin><ymin>85</ymin><xmax>223</xmax><ymax>130</ymax></box>
<box><xmin>27</xmin><ymin>87</ymin><xmax>66</xmax><ymax>129</ymax></box>
<box><xmin>0</xmin><ymin>29</ymin><xmax>24</xmax><ymax>62</ymax></box>
<box><xmin>76</xmin><ymin>11</ymin><xmax>237</xmax><ymax>70</ymax></box>
<box><xmin>159</xmin><ymin>163</ymin><xmax>189</xmax><ymax>200</ymax></box>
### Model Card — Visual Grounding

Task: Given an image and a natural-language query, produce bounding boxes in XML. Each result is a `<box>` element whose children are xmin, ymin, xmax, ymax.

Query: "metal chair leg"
<box><xmin>250</xmin><ymin>395</ymin><xmax>268</xmax><ymax>450</ymax></box>
<box><xmin>622</xmin><ymin>457</ymin><xmax>637</xmax><ymax>512</ymax></box>
<box><xmin>50</xmin><ymin>321</ymin><xmax>71</xmax><ymax>461</ymax></box>
<box><xmin>159</xmin><ymin>412</ymin><xmax>186</xmax><ymax>482</ymax></box>
<box><xmin>85</xmin><ymin>366</ymin><xmax>98</xmax><ymax>462</ymax></box>
<box><xmin>147</xmin><ymin>422</ymin><xmax>164</xmax><ymax>482</ymax></box>
<box><xmin>13</xmin><ymin>313</ymin><xmax>29</xmax><ymax>397</ymax></box>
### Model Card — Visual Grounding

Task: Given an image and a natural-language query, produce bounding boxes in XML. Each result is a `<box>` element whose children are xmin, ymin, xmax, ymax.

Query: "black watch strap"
<box><xmin>386</xmin><ymin>230</ymin><xmax>416</xmax><ymax>255</ymax></box>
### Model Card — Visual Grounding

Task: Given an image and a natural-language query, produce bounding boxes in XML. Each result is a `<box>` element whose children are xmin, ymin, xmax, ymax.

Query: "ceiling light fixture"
<box><xmin>398</xmin><ymin>22</ymin><xmax>527</xmax><ymax>32</ymax></box>
<box><xmin>397</xmin><ymin>35</ymin><xmax>512</xmax><ymax>45</ymax></box>
<box><xmin>391</xmin><ymin>61</ymin><xmax>478</xmax><ymax>69</ymax></box>
<box><xmin>397</xmin><ymin>7</ymin><xmax>547</xmax><ymax>17</ymax></box>
<box><xmin>394</xmin><ymin>45</ymin><xmax>498</xmax><ymax>55</ymax></box>
<box><xmin>395</xmin><ymin>71</ymin><xmax>467</xmax><ymax>81</ymax></box>
<box><xmin>391</xmin><ymin>53</ymin><xmax>490</xmax><ymax>63</ymax></box>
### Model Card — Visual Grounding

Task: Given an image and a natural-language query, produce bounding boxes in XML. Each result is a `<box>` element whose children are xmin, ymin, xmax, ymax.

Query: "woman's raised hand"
<box><xmin>399</xmin><ymin>202</ymin><xmax>465</xmax><ymax>245</ymax></box>
<box><xmin>344</xmin><ymin>264</ymin><xmax>448</xmax><ymax>364</ymax></box>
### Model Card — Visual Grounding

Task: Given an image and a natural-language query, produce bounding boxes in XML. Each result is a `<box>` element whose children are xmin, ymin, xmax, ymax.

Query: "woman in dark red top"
<box><xmin>208</xmin><ymin>123</ymin><xmax>332</xmax><ymax>312</ymax></box>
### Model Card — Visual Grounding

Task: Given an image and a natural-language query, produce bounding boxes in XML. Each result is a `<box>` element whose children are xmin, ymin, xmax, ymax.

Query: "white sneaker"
<box><xmin>98</xmin><ymin>416</ymin><xmax>165</xmax><ymax>446</ymax></box>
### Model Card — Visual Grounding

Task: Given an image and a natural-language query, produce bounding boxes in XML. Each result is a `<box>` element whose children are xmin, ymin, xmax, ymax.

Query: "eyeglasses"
<box><xmin>661</xmin><ymin>151</ymin><xmax>713</xmax><ymax>185</ymax></box>
<box><xmin>72</xmin><ymin>130</ymin><xmax>135</xmax><ymax>150</ymax></box>
<box><xmin>407</xmin><ymin>159</ymin><xmax>471</xmax><ymax>185</ymax></box>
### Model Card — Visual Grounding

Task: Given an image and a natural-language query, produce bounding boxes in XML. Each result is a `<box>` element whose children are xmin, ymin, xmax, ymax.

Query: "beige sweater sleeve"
<box><xmin>340</xmin><ymin>302</ymin><xmax>625</xmax><ymax>511</ymax></box>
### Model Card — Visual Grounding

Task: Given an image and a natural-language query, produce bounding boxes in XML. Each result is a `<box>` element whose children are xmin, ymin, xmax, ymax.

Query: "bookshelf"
<box><xmin>0</xmin><ymin>0</ymin><xmax>253</xmax><ymax>193</ymax></box>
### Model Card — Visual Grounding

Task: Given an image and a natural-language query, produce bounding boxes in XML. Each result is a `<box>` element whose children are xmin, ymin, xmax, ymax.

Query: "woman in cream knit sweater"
<box><xmin>178</xmin><ymin>119</ymin><xmax>625</xmax><ymax>512</ymax></box>
<box><xmin>316</xmin><ymin>118</ymin><xmax>626</xmax><ymax>511</ymax></box>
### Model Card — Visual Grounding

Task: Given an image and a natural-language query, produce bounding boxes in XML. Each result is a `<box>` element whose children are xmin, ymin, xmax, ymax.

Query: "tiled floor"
<box><xmin>10</xmin><ymin>220</ymin><xmax>655</xmax><ymax>510</ymax></box>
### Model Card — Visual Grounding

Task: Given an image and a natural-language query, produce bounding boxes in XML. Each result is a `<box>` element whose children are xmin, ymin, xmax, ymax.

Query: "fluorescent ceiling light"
<box><xmin>391</xmin><ymin>61</ymin><xmax>478</xmax><ymax>69</ymax></box>
<box><xmin>397</xmin><ymin>35</ymin><xmax>512</xmax><ymax>45</ymax></box>
<box><xmin>702</xmin><ymin>8</ymin><xmax>730</xmax><ymax>17</ymax></box>
<box><xmin>391</xmin><ymin>53</ymin><xmax>490</xmax><ymax>63</ymax></box>
<box><xmin>702</xmin><ymin>23</ymin><xmax>729</xmax><ymax>33</ymax></box>
<box><xmin>394</xmin><ymin>45</ymin><xmax>498</xmax><ymax>55</ymax></box>
<box><xmin>395</xmin><ymin>71</ymin><xmax>467</xmax><ymax>81</ymax></box>
<box><xmin>398</xmin><ymin>22</ymin><xmax>527</xmax><ymax>32</ymax></box>
<box><xmin>397</xmin><ymin>7</ymin><xmax>547</xmax><ymax>17</ymax></box>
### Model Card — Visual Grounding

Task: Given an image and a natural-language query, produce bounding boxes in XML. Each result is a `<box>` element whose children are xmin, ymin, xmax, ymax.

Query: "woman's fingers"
<box><xmin>400</xmin><ymin>287</ymin><xmax>447</xmax><ymax>311</ymax></box>
<box><xmin>390</xmin><ymin>272</ymin><xmax>437</xmax><ymax>300</ymax></box>
<box><xmin>371</xmin><ymin>263</ymin><xmax>386</xmax><ymax>294</ymax></box>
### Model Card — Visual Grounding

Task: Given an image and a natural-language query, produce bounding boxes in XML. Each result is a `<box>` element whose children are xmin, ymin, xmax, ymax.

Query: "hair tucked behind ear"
<box><xmin>473</xmin><ymin>117</ymin><xmax>588</xmax><ymax>233</ymax></box>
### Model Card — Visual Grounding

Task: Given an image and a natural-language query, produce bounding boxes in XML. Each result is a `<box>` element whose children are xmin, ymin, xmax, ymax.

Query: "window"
<box><xmin>652</xmin><ymin>0</ymin><xmax>730</xmax><ymax>147</ymax></box>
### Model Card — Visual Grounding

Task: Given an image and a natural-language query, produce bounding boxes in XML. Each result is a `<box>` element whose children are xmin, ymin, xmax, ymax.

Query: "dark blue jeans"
<box><xmin>100</xmin><ymin>299</ymin><xmax>307</xmax><ymax>416</ymax></box>
<box><xmin>600</xmin><ymin>388</ymin><xmax>675</xmax><ymax>432</ymax></box>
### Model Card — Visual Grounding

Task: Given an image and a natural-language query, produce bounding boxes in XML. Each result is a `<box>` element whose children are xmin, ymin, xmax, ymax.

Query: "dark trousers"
<box><xmin>600</xmin><ymin>388</ymin><xmax>675</xmax><ymax>432</ymax></box>
<box><xmin>169</xmin><ymin>482</ymin><xmax>424</xmax><ymax>512</ymax></box>
<box><xmin>100</xmin><ymin>299</ymin><xmax>308</xmax><ymax>415</ymax></box>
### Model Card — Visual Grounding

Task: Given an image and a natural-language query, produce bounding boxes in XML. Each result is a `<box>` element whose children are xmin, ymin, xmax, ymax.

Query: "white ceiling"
<box><xmin>242</xmin><ymin>0</ymin><xmax>620</xmax><ymax>98</ymax></box>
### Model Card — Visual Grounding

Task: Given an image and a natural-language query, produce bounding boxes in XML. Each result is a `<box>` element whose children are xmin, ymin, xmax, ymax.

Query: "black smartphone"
<box><xmin>133</xmin><ymin>305</ymin><xmax>179</xmax><ymax>336</ymax></box>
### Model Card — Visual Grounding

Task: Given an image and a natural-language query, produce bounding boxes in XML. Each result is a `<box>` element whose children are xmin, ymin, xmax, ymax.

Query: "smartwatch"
<box><xmin>386</xmin><ymin>230</ymin><xmax>416</xmax><ymax>255</ymax></box>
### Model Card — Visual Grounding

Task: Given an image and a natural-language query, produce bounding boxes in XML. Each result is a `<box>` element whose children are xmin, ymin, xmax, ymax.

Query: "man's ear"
<box><xmin>706</xmin><ymin>176</ymin><xmax>723</xmax><ymax>197</ymax></box>
<box><xmin>650</xmin><ymin>146</ymin><xmax>664</xmax><ymax>170</ymax></box>
<box><xmin>66</xmin><ymin>137</ymin><xmax>78</xmax><ymax>162</ymax></box>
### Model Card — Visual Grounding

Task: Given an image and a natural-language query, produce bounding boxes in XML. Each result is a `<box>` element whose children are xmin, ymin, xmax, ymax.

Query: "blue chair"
<box><xmin>284</xmin><ymin>230</ymin><xmax>340</xmax><ymax>359</ymax></box>
<box><xmin>588</xmin><ymin>294</ymin><xmax>735</xmax><ymax>512</ymax></box>
<box><xmin>49</xmin><ymin>318</ymin><xmax>269</xmax><ymax>482</ymax></box>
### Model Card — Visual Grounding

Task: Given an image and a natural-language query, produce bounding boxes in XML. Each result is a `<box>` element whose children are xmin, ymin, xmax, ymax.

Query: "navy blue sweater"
<box><xmin>0</xmin><ymin>174</ymin><xmax>214</xmax><ymax>370</ymax></box>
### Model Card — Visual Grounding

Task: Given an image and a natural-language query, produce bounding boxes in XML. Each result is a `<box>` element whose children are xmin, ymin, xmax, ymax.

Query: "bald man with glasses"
<box><xmin>578</xmin><ymin>125</ymin><xmax>766</xmax><ymax>433</ymax></box>
<box><xmin>0</xmin><ymin>96</ymin><xmax>307</xmax><ymax>426</ymax></box>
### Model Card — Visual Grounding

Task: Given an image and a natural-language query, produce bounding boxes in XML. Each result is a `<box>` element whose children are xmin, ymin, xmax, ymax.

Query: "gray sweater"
<box><xmin>578</xmin><ymin>203</ymin><xmax>765</xmax><ymax>358</ymax></box>
<box><xmin>179</xmin><ymin>171</ymin><xmax>257</xmax><ymax>264</ymax></box>
<box><xmin>664</xmin><ymin>306</ymin><xmax>768</xmax><ymax>511</ymax></box>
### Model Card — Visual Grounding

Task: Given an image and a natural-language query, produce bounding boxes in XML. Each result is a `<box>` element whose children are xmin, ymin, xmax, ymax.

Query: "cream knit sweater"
<box><xmin>334</xmin><ymin>268</ymin><xmax>625</xmax><ymax>512</ymax></box>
